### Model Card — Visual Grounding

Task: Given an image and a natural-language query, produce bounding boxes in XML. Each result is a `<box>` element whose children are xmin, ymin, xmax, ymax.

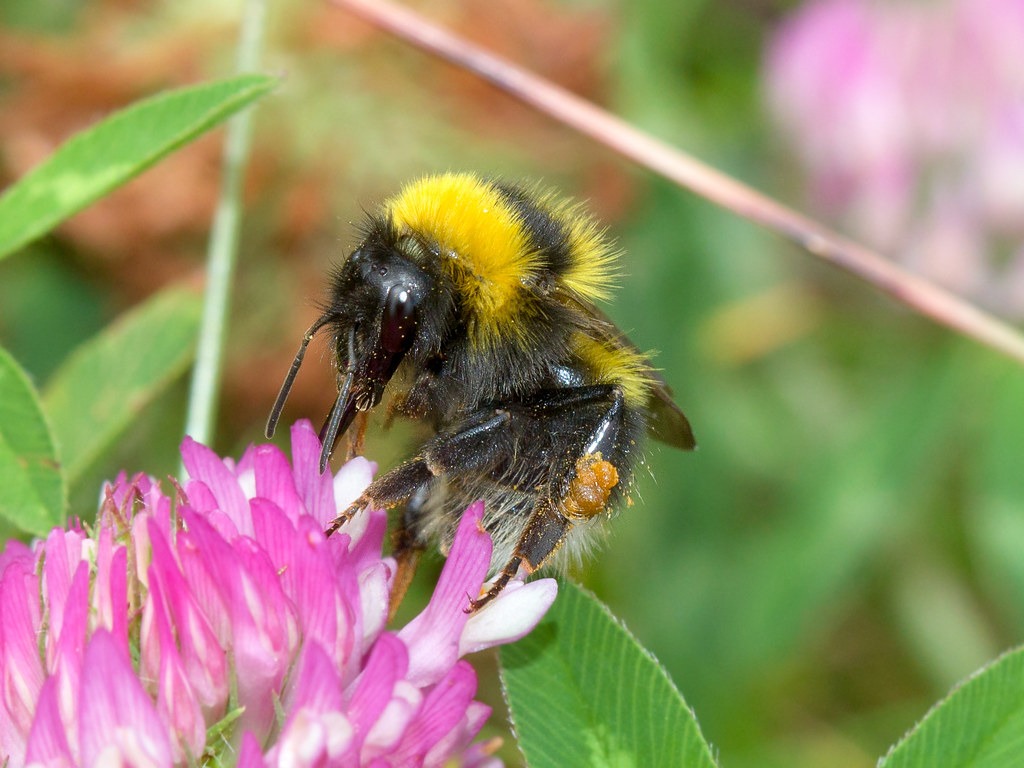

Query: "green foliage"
<box><xmin>969</xmin><ymin>366</ymin><xmax>1024</xmax><ymax>637</ymax></box>
<box><xmin>0</xmin><ymin>348</ymin><xmax>65</xmax><ymax>534</ymax></box>
<box><xmin>0</xmin><ymin>74</ymin><xmax>276</xmax><ymax>262</ymax></box>
<box><xmin>0</xmin><ymin>72</ymin><xmax>275</xmax><ymax>535</ymax></box>
<box><xmin>2</xmin><ymin>4</ymin><xmax>1024</xmax><ymax>767</ymax></box>
<box><xmin>501</xmin><ymin>579</ymin><xmax>718</xmax><ymax>768</ymax></box>
<box><xmin>880</xmin><ymin>647</ymin><xmax>1024</xmax><ymax>768</ymax></box>
<box><xmin>0</xmin><ymin>245</ymin><xmax>106</xmax><ymax>381</ymax></box>
<box><xmin>43</xmin><ymin>287</ymin><xmax>203</xmax><ymax>487</ymax></box>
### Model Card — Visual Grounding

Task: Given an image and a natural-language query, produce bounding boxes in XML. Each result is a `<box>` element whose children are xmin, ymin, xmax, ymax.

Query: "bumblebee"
<box><xmin>266</xmin><ymin>172</ymin><xmax>695</xmax><ymax>610</ymax></box>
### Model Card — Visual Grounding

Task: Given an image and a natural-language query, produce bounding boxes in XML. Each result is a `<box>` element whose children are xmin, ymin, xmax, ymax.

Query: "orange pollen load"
<box><xmin>563</xmin><ymin>454</ymin><xmax>620</xmax><ymax>519</ymax></box>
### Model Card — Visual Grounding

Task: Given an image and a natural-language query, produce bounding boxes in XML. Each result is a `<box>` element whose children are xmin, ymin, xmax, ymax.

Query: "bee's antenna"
<box><xmin>266</xmin><ymin>314</ymin><xmax>335</xmax><ymax>439</ymax></box>
<box><xmin>318</xmin><ymin>326</ymin><xmax>358</xmax><ymax>473</ymax></box>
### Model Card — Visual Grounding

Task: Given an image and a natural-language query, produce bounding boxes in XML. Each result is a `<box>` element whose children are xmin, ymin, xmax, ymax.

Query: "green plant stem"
<box><xmin>182</xmin><ymin>0</ymin><xmax>267</xmax><ymax>458</ymax></box>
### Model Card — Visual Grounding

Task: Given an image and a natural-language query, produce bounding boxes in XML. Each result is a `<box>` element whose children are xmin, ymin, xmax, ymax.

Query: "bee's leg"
<box><xmin>326</xmin><ymin>408</ymin><xmax>513</xmax><ymax>535</ymax></box>
<box><xmin>467</xmin><ymin>499</ymin><xmax>570</xmax><ymax>611</ymax></box>
<box><xmin>328</xmin><ymin>408</ymin><xmax>515</xmax><ymax>618</ymax></box>
<box><xmin>345</xmin><ymin>410</ymin><xmax>369</xmax><ymax>460</ymax></box>
<box><xmin>468</xmin><ymin>385</ymin><xmax>631</xmax><ymax>612</ymax></box>
<box><xmin>388</xmin><ymin>483</ymin><xmax>431</xmax><ymax>620</ymax></box>
<box><xmin>326</xmin><ymin>459</ymin><xmax>431</xmax><ymax>536</ymax></box>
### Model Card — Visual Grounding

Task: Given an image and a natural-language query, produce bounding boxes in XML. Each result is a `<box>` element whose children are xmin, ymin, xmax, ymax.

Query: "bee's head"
<box><xmin>329</xmin><ymin>244</ymin><xmax>428</xmax><ymax>411</ymax></box>
<box><xmin>266</xmin><ymin>242</ymin><xmax>430</xmax><ymax>472</ymax></box>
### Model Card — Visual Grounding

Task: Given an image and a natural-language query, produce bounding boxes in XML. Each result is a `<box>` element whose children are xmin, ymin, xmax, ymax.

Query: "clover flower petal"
<box><xmin>766</xmin><ymin>0</ymin><xmax>1024</xmax><ymax>314</ymax></box>
<box><xmin>0</xmin><ymin>420</ymin><xmax>555</xmax><ymax>766</ymax></box>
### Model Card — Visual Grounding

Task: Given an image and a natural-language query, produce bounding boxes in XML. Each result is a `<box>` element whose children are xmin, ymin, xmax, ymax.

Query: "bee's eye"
<box><xmin>382</xmin><ymin>284</ymin><xmax>418</xmax><ymax>353</ymax></box>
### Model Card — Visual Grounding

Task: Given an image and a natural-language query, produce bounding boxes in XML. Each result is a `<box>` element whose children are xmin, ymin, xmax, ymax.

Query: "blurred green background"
<box><xmin>2</xmin><ymin>1</ymin><xmax>1023</xmax><ymax>766</ymax></box>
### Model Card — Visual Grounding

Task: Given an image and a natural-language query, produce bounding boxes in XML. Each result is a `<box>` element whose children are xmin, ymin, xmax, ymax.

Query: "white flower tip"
<box><xmin>332</xmin><ymin>457</ymin><xmax>376</xmax><ymax>510</ymax></box>
<box><xmin>459</xmin><ymin>578</ymin><xmax>558</xmax><ymax>656</ymax></box>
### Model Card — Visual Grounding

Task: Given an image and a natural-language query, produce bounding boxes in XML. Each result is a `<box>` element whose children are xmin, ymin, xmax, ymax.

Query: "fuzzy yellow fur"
<box><xmin>572</xmin><ymin>332</ymin><xmax>653</xmax><ymax>407</ymax></box>
<box><xmin>383</xmin><ymin>173</ymin><xmax>618</xmax><ymax>345</ymax></box>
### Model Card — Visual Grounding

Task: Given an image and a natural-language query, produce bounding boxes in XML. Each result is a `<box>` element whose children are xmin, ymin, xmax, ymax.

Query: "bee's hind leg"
<box><xmin>467</xmin><ymin>499</ymin><xmax>570</xmax><ymax>612</ymax></box>
<box><xmin>469</xmin><ymin>385</ymin><xmax>632</xmax><ymax>612</ymax></box>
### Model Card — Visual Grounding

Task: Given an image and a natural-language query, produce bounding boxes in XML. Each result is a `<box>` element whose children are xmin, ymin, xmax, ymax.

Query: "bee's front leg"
<box><xmin>325</xmin><ymin>459</ymin><xmax>434</xmax><ymax>536</ymax></box>
<box><xmin>326</xmin><ymin>409</ymin><xmax>514</xmax><ymax>612</ymax></box>
<box><xmin>326</xmin><ymin>408</ymin><xmax>513</xmax><ymax>534</ymax></box>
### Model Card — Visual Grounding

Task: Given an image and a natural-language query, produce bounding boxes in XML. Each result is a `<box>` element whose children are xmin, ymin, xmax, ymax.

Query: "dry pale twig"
<box><xmin>331</xmin><ymin>0</ymin><xmax>1024</xmax><ymax>367</ymax></box>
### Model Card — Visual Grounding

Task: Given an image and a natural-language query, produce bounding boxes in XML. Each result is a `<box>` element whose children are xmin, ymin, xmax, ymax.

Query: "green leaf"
<box><xmin>967</xmin><ymin>358</ymin><xmax>1024</xmax><ymax>635</ymax></box>
<box><xmin>880</xmin><ymin>646</ymin><xmax>1024</xmax><ymax>768</ymax></box>
<box><xmin>0</xmin><ymin>346</ymin><xmax>65</xmax><ymax>534</ymax></box>
<box><xmin>500</xmin><ymin>579</ymin><xmax>718</xmax><ymax>768</ymax></box>
<box><xmin>43</xmin><ymin>287</ymin><xmax>203</xmax><ymax>487</ymax></box>
<box><xmin>0</xmin><ymin>73</ymin><xmax>277</xmax><ymax>261</ymax></box>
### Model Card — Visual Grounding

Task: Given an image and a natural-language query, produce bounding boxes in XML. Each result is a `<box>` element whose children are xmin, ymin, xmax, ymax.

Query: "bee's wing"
<box><xmin>565</xmin><ymin>296</ymin><xmax>696</xmax><ymax>451</ymax></box>
<box><xmin>644</xmin><ymin>375</ymin><xmax>697</xmax><ymax>450</ymax></box>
